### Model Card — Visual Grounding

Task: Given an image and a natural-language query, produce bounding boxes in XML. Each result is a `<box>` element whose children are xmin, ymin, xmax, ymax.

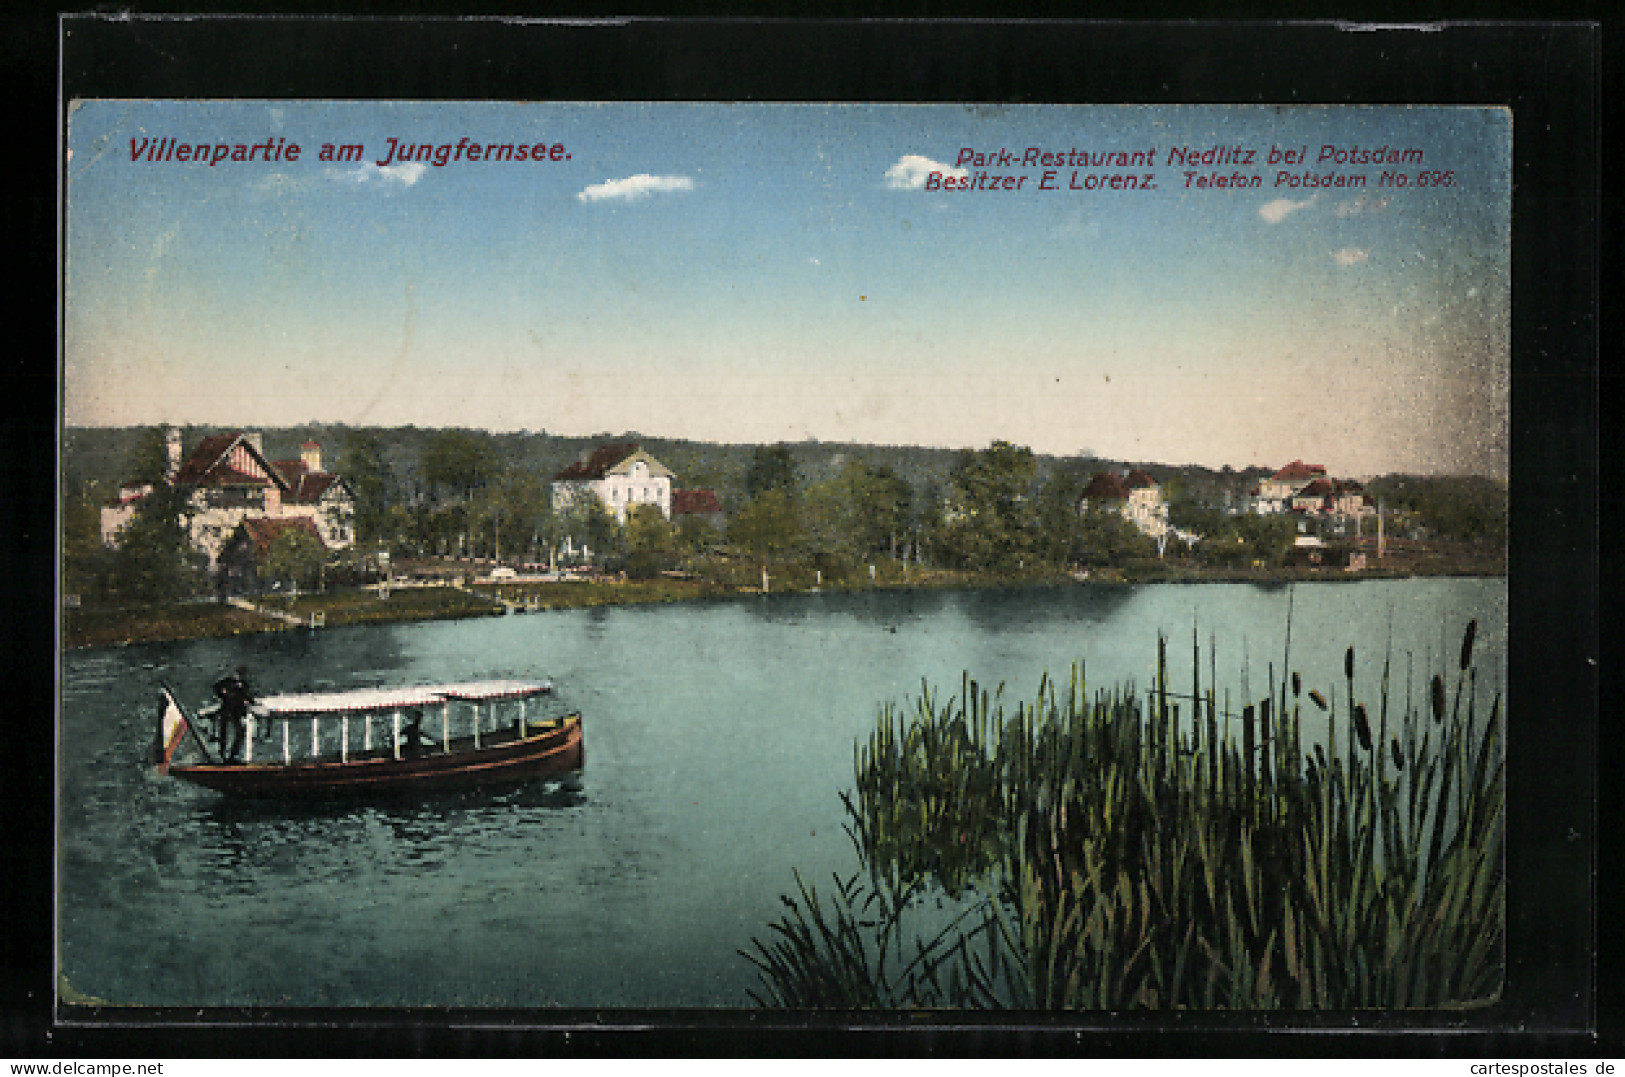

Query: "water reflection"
<box><xmin>60</xmin><ymin>578</ymin><xmax>1506</xmax><ymax>1008</ymax></box>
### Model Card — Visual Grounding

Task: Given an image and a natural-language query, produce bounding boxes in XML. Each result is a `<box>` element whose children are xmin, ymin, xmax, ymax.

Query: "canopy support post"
<box><xmin>310</xmin><ymin>717</ymin><xmax>318</xmax><ymax>761</ymax></box>
<box><xmin>392</xmin><ymin>710</ymin><xmax>402</xmax><ymax>760</ymax></box>
<box><xmin>473</xmin><ymin>703</ymin><xmax>481</xmax><ymax>750</ymax></box>
<box><xmin>341</xmin><ymin>715</ymin><xmax>350</xmax><ymax>763</ymax></box>
<box><xmin>244</xmin><ymin>715</ymin><xmax>255</xmax><ymax>764</ymax></box>
<box><xmin>282</xmin><ymin>719</ymin><xmax>290</xmax><ymax>766</ymax></box>
<box><xmin>442</xmin><ymin>702</ymin><xmax>450</xmax><ymax>753</ymax></box>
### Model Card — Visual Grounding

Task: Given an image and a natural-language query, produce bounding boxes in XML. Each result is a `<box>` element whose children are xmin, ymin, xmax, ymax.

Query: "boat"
<box><xmin>155</xmin><ymin>678</ymin><xmax>582</xmax><ymax>798</ymax></box>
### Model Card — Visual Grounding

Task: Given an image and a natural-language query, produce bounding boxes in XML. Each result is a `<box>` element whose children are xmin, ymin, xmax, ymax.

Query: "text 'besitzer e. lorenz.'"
<box><xmin>928</xmin><ymin>143</ymin><xmax>1432</xmax><ymax>194</ymax></box>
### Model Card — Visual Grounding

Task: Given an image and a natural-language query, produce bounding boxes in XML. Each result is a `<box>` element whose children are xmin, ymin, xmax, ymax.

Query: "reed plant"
<box><xmin>743</xmin><ymin>619</ymin><xmax>1503</xmax><ymax>1009</ymax></box>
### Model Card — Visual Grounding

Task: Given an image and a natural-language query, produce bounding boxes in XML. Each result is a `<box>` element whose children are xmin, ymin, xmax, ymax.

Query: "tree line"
<box><xmin>60</xmin><ymin>425</ymin><xmax>1507</xmax><ymax>605</ymax></box>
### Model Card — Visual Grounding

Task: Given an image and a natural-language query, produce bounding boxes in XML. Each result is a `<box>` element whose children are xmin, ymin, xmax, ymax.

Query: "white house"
<box><xmin>551</xmin><ymin>443</ymin><xmax>674</xmax><ymax>524</ymax></box>
<box><xmin>1251</xmin><ymin>460</ymin><xmax>1328</xmax><ymax>514</ymax></box>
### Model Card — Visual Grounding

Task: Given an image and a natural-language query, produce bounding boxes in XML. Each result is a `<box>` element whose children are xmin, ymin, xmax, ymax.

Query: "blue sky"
<box><xmin>64</xmin><ymin>101</ymin><xmax>1510</xmax><ymax>476</ymax></box>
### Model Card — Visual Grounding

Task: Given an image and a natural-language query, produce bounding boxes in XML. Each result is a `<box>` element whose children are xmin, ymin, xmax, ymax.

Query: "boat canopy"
<box><xmin>255</xmin><ymin>680</ymin><xmax>552</xmax><ymax>716</ymax></box>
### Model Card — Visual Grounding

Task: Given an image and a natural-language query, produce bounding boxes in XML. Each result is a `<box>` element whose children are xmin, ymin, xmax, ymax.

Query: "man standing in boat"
<box><xmin>212</xmin><ymin>666</ymin><xmax>255</xmax><ymax>764</ymax></box>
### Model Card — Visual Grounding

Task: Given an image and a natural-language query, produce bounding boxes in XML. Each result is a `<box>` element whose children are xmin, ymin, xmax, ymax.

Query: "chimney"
<box><xmin>301</xmin><ymin>441</ymin><xmax>323</xmax><ymax>473</ymax></box>
<box><xmin>164</xmin><ymin>425</ymin><xmax>182</xmax><ymax>480</ymax></box>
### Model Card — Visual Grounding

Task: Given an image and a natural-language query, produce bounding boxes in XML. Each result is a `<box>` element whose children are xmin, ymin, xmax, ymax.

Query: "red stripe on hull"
<box><xmin>170</xmin><ymin>718</ymin><xmax>582</xmax><ymax>799</ymax></box>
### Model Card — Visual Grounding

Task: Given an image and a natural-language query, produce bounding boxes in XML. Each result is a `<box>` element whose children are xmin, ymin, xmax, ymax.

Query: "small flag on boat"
<box><xmin>157</xmin><ymin>687</ymin><xmax>190</xmax><ymax>773</ymax></box>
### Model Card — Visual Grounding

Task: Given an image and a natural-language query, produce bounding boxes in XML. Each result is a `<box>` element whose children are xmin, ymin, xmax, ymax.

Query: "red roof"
<box><xmin>1082</xmin><ymin>472</ymin><xmax>1129</xmax><ymax>501</ymax></box>
<box><xmin>1125</xmin><ymin>469</ymin><xmax>1157</xmax><ymax>489</ymax></box>
<box><xmin>301</xmin><ymin>440</ymin><xmax>321</xmax><ymax>450</ymax></box>
<box><xmin>234</xmin><ymin>516</ymin><xmax>326</xmax><ymax>556</ymax></box>
<box><xmin>171</xmin><ymin>433</ymin><xmax>241</xmax><ymax>484</ymax></box>
<box><xmin>1297</xmin><ymin>478</ymin><xmax>1336</xmax><ymax>498</ymax></box>
<box><xmin>555</xmin><ymin>443</ymin><xmax>640</xmax><ymax>481</ymax></box>
<box><xmin>671</xmin><ymin>488</ymin><xmax>722</xmax><ymax>516</ymax></box>
<box><xmin>1272</xmin><ymin>459</ymin><xmax>1327</xmax><ymax>482</ymax></box>
<box><xmin>172</xmin><ymin>433</ymin><xmax>287</xmax><ymax>490</ymax></box>
<box><xmin>273</xmin><ymin>459</ymin><xmax>343</xmax><ymax>504</ymax></box>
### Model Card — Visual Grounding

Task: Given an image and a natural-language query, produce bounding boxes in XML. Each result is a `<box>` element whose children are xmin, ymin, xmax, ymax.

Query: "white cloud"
<box><xmin>1258</xmin><ymin>195</ymin><xmax>1315</xmax><ymax>224</ymax></box>
<box><xmin>884</xmin><ymin>155</ymin><xmax>967</xmax><ymax>190</ymax></box>
<box><xmin>332</xmin><ymin>162</ymin><xmax>427</xmax><ymax>187</ymax></box>
<box><xmin>1335</xmin><ymin>192</ymin><xmax>1391</xmax><ymax>218</ymax></box>
<box><xmin>1332</xmin><ymin>247</ymin><xmax>1370</xmax><ymax>266</ymax></box>
<box><xmin>577</xmin><ymin>174</ymin><xmax>694</xmax><ymax>203</ymax></box>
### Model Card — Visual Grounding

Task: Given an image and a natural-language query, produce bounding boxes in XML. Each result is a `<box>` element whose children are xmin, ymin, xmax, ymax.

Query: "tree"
<box><xmin>745</xmin><ymin>444</ymin><xmax>800</xmax><ymax>501</ymax></box>
<box><xmin>261</xmin><ymin>527</ymin><xmax>327</xmax><ymax>592</ymax></box>
<box><xmin>937</xmin><ymin>441</ymin><xmax>1039</xmax><ymax>571</ymax></box>
<box><xmin>729</xmin><ymin>488</ymin><xmax>802</xmax><ymax>560</ymax></box>
<box><xmin>802</xmin><ymin>459</ymin><xmax>913</xmax><ymax>565</ymax></box>
<box><xmin>1033</xmin><ymin>460</ymin><xmax>1095</xmax><ymax>567</ymax></box>
<box><xmin>623</xmin><ymin>503</ymin><xmax>674</xmax><ymax>578</ymax></box>
<box><xmin>1073</xmin><ymin>509</ymin><xmax>1156</xmax><ymax>568</ymax></box>
<box><xmin>421</xmin><ymin>430</ymin><xmax>502</xmax><ymax>503</ymax></box>
<box><xmin>337</xmin><ymin>431</ymin><xmax>398</xmax><ymax>545</ymax></box>
<box><xmin>110</xmin><ymin>482</ymin><xmax>204</xmax><ymax>603</ymax></box>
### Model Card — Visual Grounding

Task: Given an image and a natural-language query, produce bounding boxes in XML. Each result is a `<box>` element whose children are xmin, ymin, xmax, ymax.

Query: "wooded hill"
<box><xmin>62</xmin><ymin>424</ymin><xmax>1275</xmax><ymax>516</ymax></box>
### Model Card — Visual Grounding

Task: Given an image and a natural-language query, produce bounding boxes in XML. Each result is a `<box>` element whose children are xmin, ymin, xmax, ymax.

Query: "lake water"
<box><xmin>58</xmin><ymin>578</ymin><xmax>1505</xmax><ymax>1009</ymax></box>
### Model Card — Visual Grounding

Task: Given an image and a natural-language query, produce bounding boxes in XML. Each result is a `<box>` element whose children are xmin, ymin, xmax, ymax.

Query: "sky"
<box><xmin>64</xmin><ymin>101</ymin><xmax>1511</xmax><ymax>477</ymax></box>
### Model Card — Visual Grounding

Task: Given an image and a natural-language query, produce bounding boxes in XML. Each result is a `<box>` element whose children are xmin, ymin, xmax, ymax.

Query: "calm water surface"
<box><xmin>59</xmin><ymin>578</ymin><xmax>1505</xmax><ymax>1008</ymax></box>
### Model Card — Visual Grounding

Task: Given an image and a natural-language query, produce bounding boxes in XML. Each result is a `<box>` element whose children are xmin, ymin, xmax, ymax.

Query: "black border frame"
<box><xmin>11</xmin><ymin>14</ymin><xmax>1602</xmax><ymax>1057</ymax></box>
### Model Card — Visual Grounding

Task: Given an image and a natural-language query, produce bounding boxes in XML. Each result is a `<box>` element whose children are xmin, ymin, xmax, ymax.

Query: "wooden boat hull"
<box><xmin>169</xmin><ymin>716</ymin><xmax>582</xmax><ymax>799</ymax></box>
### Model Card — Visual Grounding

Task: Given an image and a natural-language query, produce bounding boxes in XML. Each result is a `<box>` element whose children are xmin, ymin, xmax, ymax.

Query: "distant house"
<box><xmin>217</xmin><ymin>516</ymin><xmax>328</xmax><ymax>594</ymax></box>
<box><xmin>1291</xmin><ymin>477</ymin><xmax>1338</xmax><ymax>514</ymax></box>
<box><xmin>1080</xmin><ymin>469</ymin><xmax>1171</xmax><ymax>540</ymax></box>
<box><xmin>1251</xmin><ymin>460</ymin><xmax>1328</xmax><ymax>515</ymax></box>
<box><xmin>671</xmin><ymin>488</ymin><xmax>725</xmax><ymax>531</ymax></box>
<box><xmin>100</xmin><ymin>428</ymin><xmax>355</xmax><ymax>570</ymax></box>
<box><xmin>1079</xmin><ymin>471</ymin><xmax>1130</xmax><ymax>513</ymax></box>
<box><xmin>272</xmin><ymin>441</ymin><xmax>358</xmax><ymax>550</ymax></box>
<box><xmin>551</xmin><ymin>443</ymin><xmax>674</xmax><ymax>524</ymax></box>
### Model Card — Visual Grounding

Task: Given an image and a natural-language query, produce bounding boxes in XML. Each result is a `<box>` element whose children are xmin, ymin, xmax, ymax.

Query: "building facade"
<box><xmin>100</xmin><ymin>428</ymin><xmax>355</xmax><ymax>570</ymax></box>
<box><xmin>551</xmin><ymin>443</ymin><xmax>674</xmax><ymax>524</ymax></box>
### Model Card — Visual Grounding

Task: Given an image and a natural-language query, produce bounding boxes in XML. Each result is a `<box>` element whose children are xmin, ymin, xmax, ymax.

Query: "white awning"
<box><xmin>434</xmin><ymin>679</ymin><xmax>553</xmax><ymax>702</ymax></box>
<box><xmin>254</xmin><ymin>680</ymin><xmax>551</xmax><ymax>715</ymax></box>
<box><xmin>256</xmin><ymin>685</ymin><xmax>462</xmax><ymax>716</ymax></box>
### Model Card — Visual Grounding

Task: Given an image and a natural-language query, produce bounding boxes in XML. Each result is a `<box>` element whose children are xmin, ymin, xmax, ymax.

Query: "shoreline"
<box><xmin>61</xmin><ymin>557</ymin><xmax>1507</xmax><ymax>652</ymax></box>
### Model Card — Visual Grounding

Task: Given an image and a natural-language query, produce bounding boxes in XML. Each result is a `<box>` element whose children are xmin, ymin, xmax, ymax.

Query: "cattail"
<box><xmin>1431</xmin><ymin>674</ymin><xmax>1446</xmax><ymax>723</ymax></box>
<box><xmin>1292</xmin><ymin>671</ymin><xmax>1301</xmax><ymax>696</ymax></box>
<box><xmin>1391</xmin><ymin>738</ymin><xmax>1404</xmax><ymax>770</ymax></box>
<box><xmin>1353</xmin><ymin>704</ymin><xmax>1372</xmax><ymax>752</ymax></box>
<box><xmin>1460</xmin><ymin>619</ymin><xmax>1478</xmax><ymax>671</ymax></box>
<box><xmin>1309</xmin><ymin>689</ymin><xmax>1328</xmax><ymax>711</ymax></box>
<box><xmin>1345</xmin><ymin>646</ymin><xmax>1355</xmax><ymax>682</ymax></box>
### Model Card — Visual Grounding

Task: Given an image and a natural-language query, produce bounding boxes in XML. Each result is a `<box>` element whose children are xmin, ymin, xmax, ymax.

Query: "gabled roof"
<box><xmin>672</xmin><ymin>488</ymin><xmax>722</xmax><ymax>516</ymax></box>
<box><xmin>1082</xmin><ymin>472</ymin><xmax>1129</xmax><ymax>501</ymax></box>
<box><xmin>1297</xmin><ymin>478</ymin><xmax>1336</xmax><ymax>498</ymax></box>
<box><xmin>232</xmin><ymin>515</ymin><xmax>326</xmax><ymax>556</ymax></box>
<box><xmin>273</xmin><ymin>459</ymin><xmax>350</xmax><ymax>505</ymax></box>
<box><xmin>555</xmin><ymin>443</ymin><xmax>639</xmax><ymax>480</ymax></box>
<box><xmin>1272</xmin><ymin>459</ymin><xmax>1327</xmax><ymax>482</ymax></box>
<box><xmin>554</xmin><ymin>443</ymin><xmax>672</xmax><ymax>481</ymax></box>
<box><xmin>172</xmin><ymin>433</ymin><xmax>289</xmax><ymax>491</ymax></box>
